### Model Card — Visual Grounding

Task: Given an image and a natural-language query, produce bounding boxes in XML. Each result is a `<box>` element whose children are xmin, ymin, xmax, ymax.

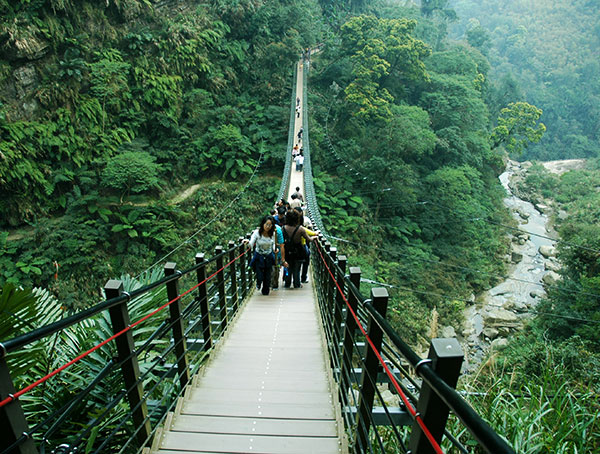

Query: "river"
<box><xmin>461</xmin><ymin>160</ymin><xmax>557</xmax><ymax>371</ymax></box>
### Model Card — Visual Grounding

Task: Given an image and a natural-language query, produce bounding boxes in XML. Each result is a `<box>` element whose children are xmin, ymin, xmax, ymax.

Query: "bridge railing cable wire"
<box><xmin>300</xmin><ymin>56</ymin><xmax>328</xmax><ymax>236</ymax></box>
<box><xmin>0</xmin><ymin>242</ymin><xmax>255</xmax><ymax>454</ymax></box>
<box><xmin>277</xmin><ymin>63</ymin><xmax>298</xmax><ymax>202</ymax></box>
<box><xmin>311</xmin><ymin>238</ymin><xmax>516</xmax><ymax>454</ymax></box>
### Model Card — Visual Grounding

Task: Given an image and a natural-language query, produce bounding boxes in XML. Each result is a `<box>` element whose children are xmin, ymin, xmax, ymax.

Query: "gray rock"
<box><xmin>440</xmin><ymin>326</ymin><xmax>457</xmax><ymax>338</ymax></box>
<box><xmin>14</xmin><ymin>65</ymin><xmax>38</xmax><ymax>99</ymax></box>
<box><xmin>542</xmin><ymin>271</ymin><xmax>561</xmax><ymax>286</ymax></box>
<box><xmin>512</xmin><ymin>301</ymin><xmax>528</xmax><ymax>312</ymax></box>
<box><xmin>482</xmin><ymin>327</ymin><xmax>499</xmax><ymax>340</ymax></box>
<box><xmin>380</xmin><ymin>389</ymin><xmax>400</xmax><ymax>407</ymax></box>
<box><xmin>483</xmin><ymin>308</ymin><xmax>521</xmax><ymax>330</ymax></box>
<box><xmin>511</xmin><ymin>252</ymin><xmax>523</xmax><ymax>263</ymax></box>
<box><xmin>491</xmin><ymin>338</ymin><xmax>509</xmax><ymax>349</ymax></box>
<box><xmin>535</xmin><ymin>203</ymin><xmax>550</xmax><ymax>214</ymax></box>
<box><xmin>1</xmin><ymin>27</ymin><xmax>49</xmax><ymax>61</ymax></box>
<box><xmin>515</xmin><ymin>208</ymin><xmax>530</xmax><ymax>220</ymax></box>
<box><xmin>539</xmin><ymin>245</ymin><xmax>557</xmax><ymax>258</ymax></box>
<box><xmin>462</xmin><ymin>328</ymin><xmax>474</xmax><ymax>337</ymax></box>
<box><xmin>545</xmin><ymin>260</ymin><xmax>561</xmax><ymax>272</ymax></box>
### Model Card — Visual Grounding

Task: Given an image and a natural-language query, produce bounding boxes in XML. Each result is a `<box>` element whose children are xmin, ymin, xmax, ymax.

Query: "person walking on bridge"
<box><xmin>295</xmin><ymin>152</ymin><xmax>304</xmax><ymax>172</ymax></box>
<box><xmin>283</xmin><ymin>209</ymin><xmax>316</xmax><ymax>289</ymax></box>
<box><xmin>292</xmin><ymin>186</ymin><xmax>303</xmax><ymax>202</ymax></box>
<box><xmin>246</xmin><ymin>215</ymin><xmax>287</xmax><ymax>295</ymax></box>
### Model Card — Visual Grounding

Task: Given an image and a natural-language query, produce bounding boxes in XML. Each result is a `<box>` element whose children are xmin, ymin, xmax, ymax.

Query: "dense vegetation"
<box><xmin>308</xmin><ymin>4</ymin><xmax>516</xmax><ymax>346</ymax></box>
<box><xmin>0</xmin><ymin>0</ymin><xmax>323</xmax><ymax>302</ymax></box>
<box><xmin>450</xmin><ymin>0</ymin><xmax>600</xmax><ymax>161</ymax></box>
<box><xmin>1</xmin><ymin>0</ymin><xmax>599</xmax><ymax>451</ymax></box>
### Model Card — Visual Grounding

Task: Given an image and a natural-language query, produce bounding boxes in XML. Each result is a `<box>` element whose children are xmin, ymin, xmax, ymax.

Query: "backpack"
<box><xmin>283</xmin><ymin>225</ymin><xmax>307</xmax><ymax>262</ymax></box>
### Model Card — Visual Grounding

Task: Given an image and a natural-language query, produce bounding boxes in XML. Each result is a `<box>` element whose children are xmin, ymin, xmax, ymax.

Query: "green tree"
<box><xmin>101</xmin><ymin>151</ymin><xmax>161</xmax><ymax>203</ymax></box>
<box><xmin>340</xmin><ymin>15</ymin><xmax>431</xmax><ymax>121</ymax></box>
<box><xmin>491</xmin><ymin>101</ymin><xmax>546</xmax><ymax>155</ymax></box>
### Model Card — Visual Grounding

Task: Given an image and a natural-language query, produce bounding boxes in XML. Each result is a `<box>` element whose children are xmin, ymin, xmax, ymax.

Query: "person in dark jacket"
<box><xmin>246</xmin><ymin>215</ymin><xmax>286</xmax><ymax>295</ymax></box>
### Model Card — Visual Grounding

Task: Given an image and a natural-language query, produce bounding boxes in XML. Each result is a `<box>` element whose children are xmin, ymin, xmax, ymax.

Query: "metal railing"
<box><xmin>312</xmin><ymin>238</ymin><xmax>516</xmax><ymax>454</ymax></box>
<box><xmin>277</xmin><ymin>64</ymin><xmax>298</xmax><ymax>202</ymax></box>
<box><xmin>301</xmin><ymin>53</ymin><xmax>328</xmax><ymax>235</ymax></box>
<box><xmin>0</xmin><ymin>239</ymin><xmax>254</xmax><ymax>454</ymax></box>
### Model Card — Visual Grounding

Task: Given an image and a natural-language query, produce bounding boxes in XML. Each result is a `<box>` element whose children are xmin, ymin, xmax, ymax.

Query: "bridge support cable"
<box><xmin>0</xmin><ymin>245</ymin><xmax>253</xmax><ymax>454</ymax></box>
<box><xmin>277</xmin><ymin>64</ymin><xmax>298</xmax><ymax>202</ymax></box>
<box><xmin>312</xmin><ymin>240</ymin><xmax>516</xmax><ymax>454</ymax></box>
<box><xmin>299</xmin><ymin>53</ymin><xmax>328</xmax><ymax>236</ymax></box>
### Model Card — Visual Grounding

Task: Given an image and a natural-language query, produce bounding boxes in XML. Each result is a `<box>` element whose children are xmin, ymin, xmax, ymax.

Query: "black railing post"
<box><xmin>195</xmin><ymin>253</ymin><xmax>212</xmax><ymax>351</ymax></box>
<box><xmin>228</xmin><ymin>241</ymin><xmax>239</xmax><ymax>313</ymax></box>
<box><xmin>409</xmin><ymin>338</ymin><xmax>464</xmax><ymax>454</ymax></box>
<box><xmin>328</xmin><ymin>247</ymin><xmax>337</xmax><ymax>313</ymax></box>
<box><xmin>356</xmin><ymin>288</ymin><xmax>389</xmax><ymax>454</ymax></box>
<box><xmin>104</xmin><ymin>280</ymin><xmax>151</xmax><ymax>447</ymax></box>
<box><xmin>239</xmin><ymin>237</ymin><xmax>248</xmax><ymax>299</ymax></box>
<box><xmin>316</xmin><ymin>235</ymin><xmax>325</xmax><ymax>301</ymax></box>
<box><xmin>215</xmin><ymin>246</ymin><xmax>228</xmax><ymax>332</ymax></box>
<box><xmin>325</xmin><ymin>247</ymin><xmax>337</xmax><ymax>349</ymax></box>
<box><xmin>164</xmin><ymin>263</ymin><xmax>190</xmax><ymax>390</ymax></box>
<box><xmin>0</xmin><ymin>356</ymin><xmax>37</xmax><ymax>454</ymax></box>
<box><xmin>334</xmin><ymin>255</ymin><xmax>347</xmax><ymax>365</ymax></box>
<box><xmin>340</xmin><ymin>267</ymin><xmax>361</xmax><ymax>409</ymax></box>
<box><xmin>245</xmin><ymin>234</ymin><xmax>253</xmax><ymax>288</ymax></box>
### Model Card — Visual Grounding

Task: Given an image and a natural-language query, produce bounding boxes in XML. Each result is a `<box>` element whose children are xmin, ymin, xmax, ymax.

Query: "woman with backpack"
<box><xmin>246</xmin><ymin>215</ymin><xmax>286</xmax><ymax>295</ymax></box>
<box><xmin>282</xmin><ymin>209</ymin><xmax>317</xmax><ymax>289</ymax></box>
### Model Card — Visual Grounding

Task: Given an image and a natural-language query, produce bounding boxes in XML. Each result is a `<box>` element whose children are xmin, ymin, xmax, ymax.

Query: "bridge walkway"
<box><xmin>150</xmin><ymin>59</ymin><xmax>344</xmax><ymax>454</ymax></box>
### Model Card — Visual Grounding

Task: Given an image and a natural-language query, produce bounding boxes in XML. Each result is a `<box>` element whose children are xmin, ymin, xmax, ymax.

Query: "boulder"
<box><xmin>491</xmin><ymin>338</ymin><xmax>509</xmax><ymax>350</ymax></box>
<box><xmin>545</xmin><ymin>260</ymin><xmax>561</xmax><ymax>272</ymax></box>
<box><xmin>380</xmin><ymin>389</ymin><xmax>400</xmax><ymax>407</ymax></box>
<box><xmin>462</xmin><ymin>327</ymin><xmax>475</xmax><ymax>337</ymax></box>
<box><xmin>515</xmin><ymin>208</ymin><xmax>530</xmax><ymax>220</ymax></box>
<box><xmin>535</xmin><ymin>203</ymin><xmax>550</xmax><ymax>214</ymax></box>
<box><xmin>482</xmin><ymin>327</ymin><xmax>499</xmax><ymax>340</ymax></box>
<box><xmin>483</xmin><ymin>308</ymin><xmax>521</xmax><ymax>332</ymax></box>
<box><xmin>440</xmin><ymin>326</ymin><xmax>457</xmax><ymax>338</ymax></box>
<box><xmin>542</xmin><ymin>271</ymin><xmax>561</xmax><ymax>286</ymax></box>
<box><xmin>512</xmin><ymin>301</ymin><xmax>528</xmax><ymax>312</ymax></box>
<box><xmin>539</xmin><ymin>245</ymin><xmax>557</xmax><ymax>258</ymax></box>
<box><xmin>511</xmin><ymin>252</ymin><xmax>523</xmax><ymax>263</ymax></box>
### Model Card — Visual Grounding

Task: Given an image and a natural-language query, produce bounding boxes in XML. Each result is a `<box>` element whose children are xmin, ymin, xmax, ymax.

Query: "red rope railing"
<box><xmin>314</xmin><ymin>241</ymin><xmax>444</xmax><ymax>454</ymax></box>
<box><xmin>0</xmin><ymin>249</ymin><xmax>249</xmax><ymax>409</ymax></box>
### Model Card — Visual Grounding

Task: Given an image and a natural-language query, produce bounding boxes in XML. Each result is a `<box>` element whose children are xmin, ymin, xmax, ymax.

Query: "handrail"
<box><xmin>300</xmin><ymin>55</ymin><xmax>328</xmax><ymax>235</ymax></box>
<box><xmin>277</xmin><ymin>63</ymin><xmax>298</xmax><ymax>202</ymax></box>
<box><xmin>1</xmin><ymin>244</ymin><xmax>235</xmax><ymax>356</ymax></box>
<box><xmin>0</xmin><ymin>240</ymin><xmax>253</xmax><ymax>454</ymax></box>
<box><xmin>312</xmin><ymin>236</ymin><xmax>516</xmax><ymax>454</ymax></box>
<box><xmin>364</xmin><ymin>302</ymin><xmax>515</xmax><ymax>454</ymax></box>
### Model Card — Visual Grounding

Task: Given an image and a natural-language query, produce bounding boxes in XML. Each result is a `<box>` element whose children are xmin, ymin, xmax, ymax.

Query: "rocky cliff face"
<box><xmin>0</xmin><ymin>22</ymin><xmax>50</xmax><ymax>120</ymax></box>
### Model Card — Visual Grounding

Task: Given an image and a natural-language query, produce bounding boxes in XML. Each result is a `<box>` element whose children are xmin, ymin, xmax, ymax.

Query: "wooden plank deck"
<box><xmin>152</xmin><ymin>285</ymin><xmax>343</xmax><ymax>454</ymax></box>
<box><xmin>152</xmin><ymin>59</ymin><xmax>343</xmax><ymax>454</ymax></box>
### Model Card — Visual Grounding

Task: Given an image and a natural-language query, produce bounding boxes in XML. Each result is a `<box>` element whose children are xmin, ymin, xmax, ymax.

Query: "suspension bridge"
<box><xmin>0</xmin><ymin>55</ymin><xmax>516</xmax><ymax>454</ymax></box>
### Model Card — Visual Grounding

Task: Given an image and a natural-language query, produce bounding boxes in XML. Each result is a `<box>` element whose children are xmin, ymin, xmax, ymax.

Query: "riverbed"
<box><xmin>461</xmin><ymin>160</ymin><xmax>558</xmax><ymax>371</ymax></box>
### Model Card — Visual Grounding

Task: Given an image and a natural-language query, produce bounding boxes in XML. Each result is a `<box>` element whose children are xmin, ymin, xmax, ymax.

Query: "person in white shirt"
<box><xmin>295</xmin><ymin>153</ymin><xmax>304</xmax><ymax>171</ymax></box>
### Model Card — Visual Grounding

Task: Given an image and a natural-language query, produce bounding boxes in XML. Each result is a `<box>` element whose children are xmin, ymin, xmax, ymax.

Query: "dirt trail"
<box><xmin>6</xmin><ymin>183</ymin><xmax>203</xmax><ymax>241</ymax></box>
